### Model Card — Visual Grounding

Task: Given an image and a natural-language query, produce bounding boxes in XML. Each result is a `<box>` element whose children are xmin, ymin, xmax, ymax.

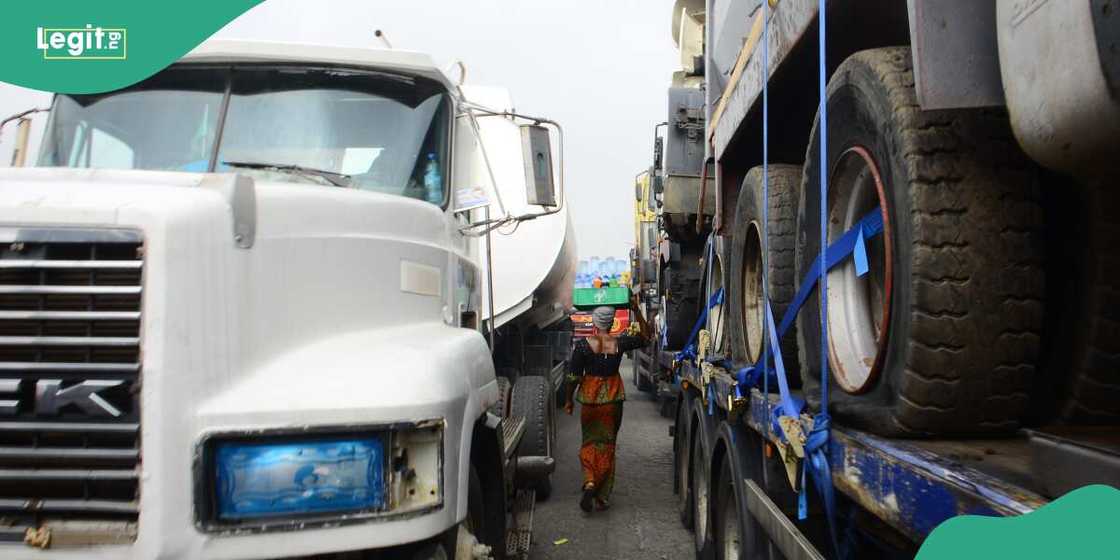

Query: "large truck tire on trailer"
<box><xmin>795</xmin><ymin>47</ymin><xmax>1044</xmax><ymax>435</ymax></box>
<box><xmin>727</xmin><ymin>165</ymin><xmax>801</xmax><ymax>375</ymax></box>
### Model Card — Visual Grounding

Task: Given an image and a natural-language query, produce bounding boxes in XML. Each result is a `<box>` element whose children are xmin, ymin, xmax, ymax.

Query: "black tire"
<box><xmin>511</xmin><ymin>376</ymin><xmax>554</xmax><ymax>500</ymax></box>
<box><xmin>495</xmin><ymin>376</ymin><xmax>511</xmax><ymax>418</ymax></box>
<box><xmin>796</xmin><ymin>47</ymin><xmax>1044</xmax><ymax>435</ymax></box>
<box><xmin>690</xmin><ymin>398</ymin><xmax>715</xmax><ymax>560</ymax></box>
<box><xmin>728</xmin><ymin>165</ymin><xmax>802</xmax><ymax>376</ymax></box>
<box><xmin>1057</xmin><ymin>183</ymin><xmax>1120</xmax><ymax>422</ymax></box>
<box><xmin>674</xmin><ymin>391</ymin><xmax>695</xmax><ymax>530</ymax></box>
<box><xmin>665</xmin><ymin>247</ymin><xmax>703</xmax><ymax>349</ymax></box>
<box><xmin>712</xmin><ymin>423</ymin><xmax>784</xmax><ymax>560</ymax></box>
<box><xmin>635</xmin><ymin>348</ymin><xmax>655</xmax><ymax>393</ymax></box>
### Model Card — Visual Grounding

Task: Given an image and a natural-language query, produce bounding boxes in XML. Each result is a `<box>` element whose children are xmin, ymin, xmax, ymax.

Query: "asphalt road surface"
<box><xmin>530</xmin><ymin>358</ymin><xmax>693</xmax><ymax>560</ymax></box>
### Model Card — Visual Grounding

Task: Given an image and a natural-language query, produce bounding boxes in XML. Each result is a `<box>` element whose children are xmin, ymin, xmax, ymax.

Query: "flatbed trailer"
<box><xmin>661</xmin><ymin>0</ymin><xmax>1120</xmax><ymax>558</ymax></box>
<box><xmin>676</xmin><ymin>360</ymin><xmax>1056</xmax><ymax>556</ymax></box>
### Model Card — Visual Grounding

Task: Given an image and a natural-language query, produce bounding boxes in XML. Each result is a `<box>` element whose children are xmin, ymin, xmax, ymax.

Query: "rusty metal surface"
<box><xmin>740</xmin><ymin>388</ymin><xmax>1046</xmax><ymax>542</ymax></box>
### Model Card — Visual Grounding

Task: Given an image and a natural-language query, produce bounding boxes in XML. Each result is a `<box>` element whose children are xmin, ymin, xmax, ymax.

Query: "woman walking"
<box><xmin>564</xmin><ymin>296</ymin><xmax>651</xmax><ymax>512</ymax></box>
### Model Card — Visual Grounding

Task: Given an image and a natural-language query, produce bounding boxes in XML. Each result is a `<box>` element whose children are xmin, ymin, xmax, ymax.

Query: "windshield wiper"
<box><xmin>222</xmin><ymin>161</ymin><xmax>351</xmax><ymax>188</ymax></box>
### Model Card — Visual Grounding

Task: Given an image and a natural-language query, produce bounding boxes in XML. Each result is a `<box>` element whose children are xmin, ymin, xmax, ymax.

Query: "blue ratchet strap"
<box><xmin>674</xmin><ymin>287</ymin><xmax>725</xmax><ymax>363</ymax></box>
<box><xmin>776</xmin><ymin>208</ymin><xmax>882</xmax><ymax>338</ymax></box>
<box><xmin>810</xmin><ymin>0</ymin><xmax>842</xmax><ymax>554</ymax></box>
<box><xmin>761</xmin><ymin>0</ymin><xmax>771</xmax><ymax>409</ymax></box>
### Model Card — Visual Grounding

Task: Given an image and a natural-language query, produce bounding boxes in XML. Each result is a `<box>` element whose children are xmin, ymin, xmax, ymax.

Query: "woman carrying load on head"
<box><xmin>564</xmin><ymin>294</ymin><xmax>651</xmax><ymax>512</ymax></box>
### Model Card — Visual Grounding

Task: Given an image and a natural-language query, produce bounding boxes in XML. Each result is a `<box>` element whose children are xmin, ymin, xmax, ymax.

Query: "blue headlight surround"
<box><xmin>212</xmin><ymin>435</ymin><xmax>388</xmax><ymax>520</ymax></box>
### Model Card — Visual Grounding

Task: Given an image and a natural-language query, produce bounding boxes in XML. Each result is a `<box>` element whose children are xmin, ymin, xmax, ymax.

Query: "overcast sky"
<box><xmin>0</xmin><ymin>0</ymin><xmax>678</xmax><ymax>260</ymax></box>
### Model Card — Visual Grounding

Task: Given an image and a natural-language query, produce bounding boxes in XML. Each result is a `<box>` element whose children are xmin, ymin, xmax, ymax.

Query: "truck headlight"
<box><xmin>195</xmin><ymin>421</ymin><xmax>444</xmax><ymax>532</ymax></box>
<box><xmin>212</xmin><ymin>436</ymin><xmax>388</xmax><ymax>520</ymax></box>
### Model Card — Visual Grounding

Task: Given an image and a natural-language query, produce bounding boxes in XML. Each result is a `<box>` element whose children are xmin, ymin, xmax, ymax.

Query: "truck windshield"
<box><xmin>38</xmin><ymin>65</ymin><xmax>451</xmax><ymax>204</ymax></box>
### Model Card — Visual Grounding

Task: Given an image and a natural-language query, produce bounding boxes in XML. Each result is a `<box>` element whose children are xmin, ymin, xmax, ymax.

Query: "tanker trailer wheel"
<box><xmin>728</xmin><ymin>165</ymin><xmax>802</xmax><ymax>376</ymax></box>
<box><xmin>796</xmin><ymin>47</ymin><xmax>1044</xmax><ymax>436</ymax></box>
<box><xmin>511</xmin><ymin>376</ymin><xmax>554</xmax><ymax>500</ymax></box>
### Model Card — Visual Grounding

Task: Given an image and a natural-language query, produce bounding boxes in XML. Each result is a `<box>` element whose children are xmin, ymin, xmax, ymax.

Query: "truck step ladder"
<box><xmin>505</xmin><ymin>489</ymin><xmax>536</xmax><ymax>559</ymax></box>
<box><xmin>501</xmin><ymin>416</ymin><xmax>526</xmax><ymax>460</ymax></box>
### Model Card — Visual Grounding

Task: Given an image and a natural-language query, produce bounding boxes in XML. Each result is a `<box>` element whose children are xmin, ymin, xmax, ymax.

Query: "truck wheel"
<box><xmin>1058</xmin><ymin>184</ymin><xmax>1120</xmax><ymax>422</ymax></box>
<box><xmin>665</xmin><ymin>248</ymin><xmax>703</xmax><ymax>349</ymax></box>
<box><xmin>712</xmin><ymin>423</ymin><xmax>785</xmax><ymax>560</ymax></box>
<box><xmin>675</xmin><ymin>391</ymin><xmax>695</xmax><ymax>530</ymax></box>
<box><xmin>796</xmin><ymin>47</ymin><xmax>1044</xmax><ymax>435</ymax></box>
<box><xmin>511</xmin><ymin>376</ymin><xmax>554</xmax><ymax>500</ymax></box>
<box><xmin>703</xmin><ymin>236</ymin><xmax>730</xmax><ymax>358</ymax></box>
<box><xmin>495</xmin><ymin>376</ymin><xmax>511</xmax><ymax>418</ymax></box>
<box><xmin>728</xmin><ymin>165</ymin><xmax>802</xmax><ymax>376</ymax></box>
<box><xmin>635</xmin><ymin>347</ymin><xmax>654</xmax><ymax>393</ymax></box>
<box><xmin>690</xmin><ymin>398</ymin><xmax>715</xmax><ymax>560</ymax></box>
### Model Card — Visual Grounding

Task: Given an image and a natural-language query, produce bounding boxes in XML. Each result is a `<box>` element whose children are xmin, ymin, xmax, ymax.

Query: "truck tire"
<box><xmin>712</xmin><ymin>423</ymin><xmax>783</xmax><ymax>560</ymax></box>
<box><xmin>1058</xmin><ymin>184</ymin><xmax>1120</xmax><ymax>422</ymax></box>
<box><xmin>665</xmin><ymin>248</ymin><xmax>703</xmax><ymax>349</ymax></box>
<box><xmin>634</xmin><ymin>347</ymin><xmax>654</xmax><ymax>392</ymax></box>
<box><xmin>796</xmin><ymin>47</ymin><xmax>1044</xmax><ymax>435</ymax></box>
<box><xmin>728</xmin><ymin>165</ymin><xmax>801</xmax><ymax>377</ymax></box>
<box><xmin>675</xmin><ymin>391</ymin><xmax>695</xmax><ymax>530</ymax></box>
<box><xmin>495</xmin><ymin>376</ymin><xmax>511</xmax><ymax>418</ymax></box>
<box><xmin>690</xmin><ymin>397</ymin><xmax>716</xmax><ymax>560</ymax></box>
<box><xmin>511</xmin><ymin>376</ymin><xmax>553</xmax><ymax>500</ymax></box>
<box><xmin>703</xmin><ymin>236</ymin><xmax>731</xmax><ymax>358</ymax></box>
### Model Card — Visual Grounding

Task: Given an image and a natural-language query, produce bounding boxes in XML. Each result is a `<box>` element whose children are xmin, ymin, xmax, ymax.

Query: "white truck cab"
<box><xmin>0</xmin><ymin>40</ymin><xmax>574</xmax><ymax>559</ymax></box>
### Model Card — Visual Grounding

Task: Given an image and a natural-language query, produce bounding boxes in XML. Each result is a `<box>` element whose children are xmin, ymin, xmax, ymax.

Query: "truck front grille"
<box><xmin>0</xmin><ymin>228</ymin><xmax>142</xmax><ymax>542</ymax></box>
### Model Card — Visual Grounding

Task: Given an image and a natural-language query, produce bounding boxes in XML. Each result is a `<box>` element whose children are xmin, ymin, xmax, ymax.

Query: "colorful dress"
<box><xmin>566</xmin><ymin>334</ymin><xmax>645</xmax><ymax>503</ymax></box>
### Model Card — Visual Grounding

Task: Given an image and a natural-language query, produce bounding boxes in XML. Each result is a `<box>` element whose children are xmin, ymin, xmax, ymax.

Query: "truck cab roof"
<box><xmin>183</xmin><ymin>39</ymin><xmax>454</xmax><ymax>90</ymax></box>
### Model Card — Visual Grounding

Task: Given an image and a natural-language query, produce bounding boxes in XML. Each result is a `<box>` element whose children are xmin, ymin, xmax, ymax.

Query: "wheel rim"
<box><xmin>693</xmin><ymin>436</ymin><xmax>709</xmax><ymax>545</ymax></box>
<box><xmin>740</xmin><ymin>222</ymin><xmax>765</xmax><ymax>363</ymax></box>
<box><xmin>720</xmin><ymin>479</ymin><xmax>741</xmax><ymax>559</ymax></box>
<box><xmin>826</xmin><ymin>146</ymin><xmax>894</xmax><ymax>394</ymax></box>
<box><xmin>708</xmin><ymin>246</ymin><xmax>726</xmax><ymax>355</ymax></box>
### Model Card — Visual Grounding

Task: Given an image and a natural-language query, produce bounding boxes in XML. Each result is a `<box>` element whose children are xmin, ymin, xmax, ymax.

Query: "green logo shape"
<box><xmin>917</xmin><ymin>485</ymin><xmax>1120</xmax><ymax>559</ymax></box>
<box><xmin>3</xmin><ymin>1</ymin><xmax>264</xmax><ymax>94</ymax></box>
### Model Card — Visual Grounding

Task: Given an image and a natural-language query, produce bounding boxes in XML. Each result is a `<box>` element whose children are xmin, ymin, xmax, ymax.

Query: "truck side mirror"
<box><xmin>520</xmin><ymin>124</ymin><xmax>556</xmax><ymax>207</ymax></box>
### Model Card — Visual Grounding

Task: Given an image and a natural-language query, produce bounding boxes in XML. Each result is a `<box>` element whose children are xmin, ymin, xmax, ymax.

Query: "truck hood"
<box><xmin>0</xmin><ymin>167</ymin><xmax>467</xmax><ymax>383</ymax></box>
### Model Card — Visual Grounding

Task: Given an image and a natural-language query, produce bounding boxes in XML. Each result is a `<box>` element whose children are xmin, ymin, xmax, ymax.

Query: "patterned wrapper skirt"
<box><xmin>579</xmin><ymin>402</ymin><xmax>624</xmax><ymax>501</ymax></box>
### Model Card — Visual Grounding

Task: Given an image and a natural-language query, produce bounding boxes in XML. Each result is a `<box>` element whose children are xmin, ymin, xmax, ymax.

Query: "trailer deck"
<box><xmin>677</xmin><ymin>360</ymin><xmax>1055</xmax><ymax>545</ymax></box>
